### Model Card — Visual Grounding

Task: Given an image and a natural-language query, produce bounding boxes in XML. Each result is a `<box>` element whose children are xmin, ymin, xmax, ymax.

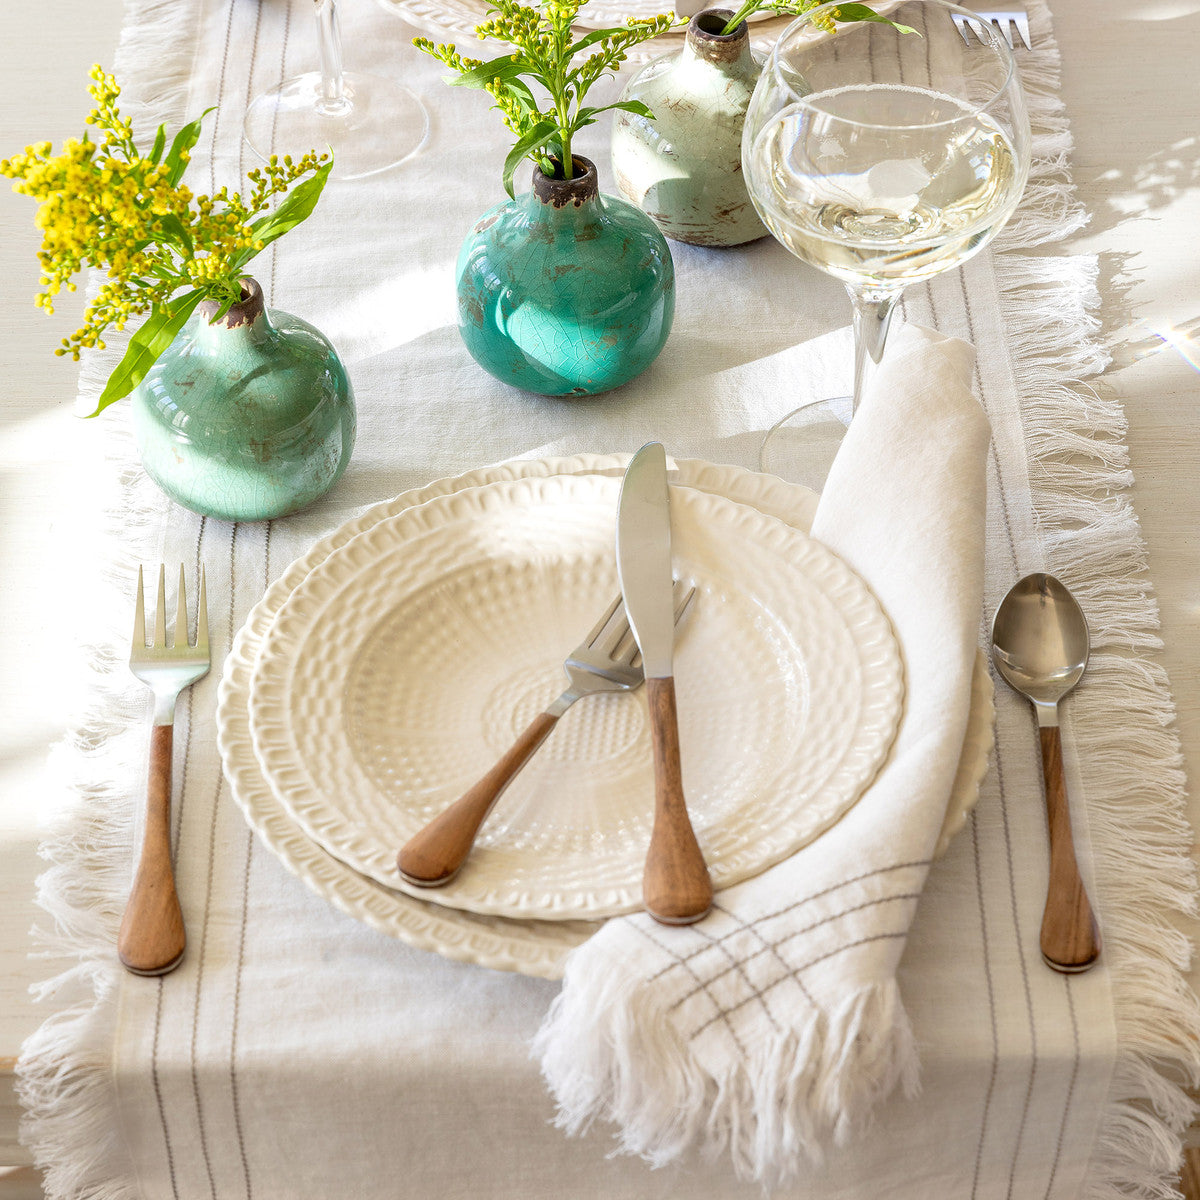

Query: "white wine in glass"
<box><xmin>742</xmin><ymin>1</ymin><xmax>1031</xmax><ymax>486</ymax></box>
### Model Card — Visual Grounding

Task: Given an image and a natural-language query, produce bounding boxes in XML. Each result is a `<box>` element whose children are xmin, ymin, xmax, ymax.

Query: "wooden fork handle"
<box><xmin>1038</xmin><ymin>725</ymin><xmax>1101</xmax><ymax>973</ymax></box>
<box><xmin>397</xmin><ymin>710</ymin><xmax>559</xmax><ymax>887</ymax></box>
<box><xmin>643</xmin><ymin>676</ymin><xmax>712</xmax><ymax>925</ymax></box>
<box><xmin>118</xmin><ymin>724</ymin><xmax>186</xmax><ymax>976</ymax></box>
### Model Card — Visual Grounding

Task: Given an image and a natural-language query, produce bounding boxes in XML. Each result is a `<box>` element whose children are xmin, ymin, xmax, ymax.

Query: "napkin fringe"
<box><xmin>989</xmin><ymin>9</ymin><xmax>1200</xmax><ymax>1195</ymax></box>
<box><xmin>536</xmin><ymin>960</ymin><xmax>919</xmax><ymax>1186</ymax></box>
<box><xmin>15</xmin><ymin>0</ymin><xmax>199</xmax><ymax>1193</ymax></box>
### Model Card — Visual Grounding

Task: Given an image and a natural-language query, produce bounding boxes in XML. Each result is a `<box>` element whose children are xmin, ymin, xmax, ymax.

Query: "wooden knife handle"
<box><xmin>1038</xmin><ymin>725</ymin><xmax>1100</xmax><ymax>973</ymax></box>
<box><xmin>397</xmin><ymin>711</ymin><xmax>559</xmax><ymax>887</ymax></box>
<box><xmin>643</xmin><ymin>676</ymin><xmax>712</xmax><ymax>925</ymax></box>
<box><xmin>118</xmin><ymin>724</ymin><xmax>186</xmax><ymax>976</ymax></box>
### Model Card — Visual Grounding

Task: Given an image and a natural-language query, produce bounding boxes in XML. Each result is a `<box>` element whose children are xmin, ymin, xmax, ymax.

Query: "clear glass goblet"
<box><xmin>244</xmin><ymin>0</ymin><xmax>429</xmax><ymax>182</ymax></box>
<box><xmin>742</xmin><ymin>0</ymin><xmax>1031</xmax><ymax>486</ymax></box>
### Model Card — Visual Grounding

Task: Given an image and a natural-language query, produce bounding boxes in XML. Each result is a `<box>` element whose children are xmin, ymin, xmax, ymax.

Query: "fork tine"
<box><xmin>1014</xmin><ymin>12</ymin><xmax>1031</xmax><ymax>49</ymax></box>
<box><xmin>196</xmin><ymin>567</ymin><xmax>209</xmax><ymax>655</ymax></box>
<box><xmin>154</xmin><ymin>565</ymin><xmax>168</xmax><ymax>649</ymax></box>
<box><xmin>620</xmin><ymin>581</ymin><xmax>696</xmax><ymax>667</ymax></box>
<box><xmin>132</xmin><ymin>565</ymin><xmax>146</xmax><ymax>649</ymax></box>
<box><xmin>998</xmin><ymin>17</ymin><xmax>1016</xmax><ymax>49</ymax></box>
<box><xmin>675</xmin><ymin>585</ymin><xmax>697</xmax><ymax>625</ymax></box>
<box><xmin>584</xmin><ymin>594</ymin><xmax>623</xmax><ymax>649</ymax></box>
<box><xmin>174</xmin><ymin>566</ymin><xmax>189</xmax><ymax>649</ymax></box>
<box><xmin>952</xmin><ymin>13</ymin><xmax>972</xmax><ymax>45</ymax></box>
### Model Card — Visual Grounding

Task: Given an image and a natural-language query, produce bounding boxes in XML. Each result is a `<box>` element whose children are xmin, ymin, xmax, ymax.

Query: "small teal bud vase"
<box><xmin>130</xmin><ymin>277</ymin><xmax>355</xmax><ymax>521</ymax></box>
<box><xmin>456</xmin><ymin>157</ymin><xmax>675</xmax><ymax>396</ymax></box>
<box><xmin>611</xmin><ymin>10</ymin><xmax>766</xmax><ymax>247</ymax></box>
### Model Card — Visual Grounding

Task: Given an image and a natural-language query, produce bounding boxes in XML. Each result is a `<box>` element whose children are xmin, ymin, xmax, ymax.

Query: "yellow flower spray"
<box><xmin>1</xmin><ymin>66</ymin><xmax>332</xmax><ymax>413</ymax></box>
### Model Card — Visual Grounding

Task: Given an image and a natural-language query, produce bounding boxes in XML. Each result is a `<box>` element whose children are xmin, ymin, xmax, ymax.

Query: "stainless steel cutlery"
<box><xmin>396</xmin><ymin>582</ymin><xmax>695</xmax><ymax>889</ymax></box>
<box><xmin>953</xmin><ymin>9</ymin><xmax>1032</xmax><ymax>50</ymax></box>
<box><xmin>120</xmin><ymin>565</ymin><xmax>210</xmax><ymax>976</ymax></box>
<box><xmin>992</xmin><ymin>573</ymin><xmax>1100</xmax><ymax>973</ymax></box>
<box><xmin>616</xmin><ymin>443</ymin><xmax>712</xmax><ymax>926</ymax></box>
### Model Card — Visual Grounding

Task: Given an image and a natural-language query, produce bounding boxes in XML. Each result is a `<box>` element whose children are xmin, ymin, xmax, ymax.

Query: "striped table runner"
<box><xmin>17</xmin><ymin>0</ymin><xmax>1199</xmax><ymax>1195</ymax></box>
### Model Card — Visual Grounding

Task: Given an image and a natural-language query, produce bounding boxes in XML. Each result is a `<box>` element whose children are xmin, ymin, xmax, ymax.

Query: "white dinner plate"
<box><xmin>247</xmin><ymin>471</ymin><xmax>904</xmax><ymax>920</ymax></box>
<box><xmin>216</xmin><ymin>455</ymin><xmax>993</xmax><ymax>976</ymax></box>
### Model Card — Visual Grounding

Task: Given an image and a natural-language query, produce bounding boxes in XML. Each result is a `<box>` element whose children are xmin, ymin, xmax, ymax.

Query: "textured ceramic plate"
<box><xmin>380</xmin><ymin>0</ymin><xmax>789</xmax><ymax>54</ymax></box>
<box><xmin>216</xmin><ymin>455</ymin><xmax>992</xmax><ymax>977</ymax></box>
<box><xmin>378</xmin><ymin>0</ymin><xmax>905</xmax><ymax>61</ymax></box>
<box><xmin>247</xmin><ymin>471</ymin><xmax>904</xmax><ymax>920</ymax></box>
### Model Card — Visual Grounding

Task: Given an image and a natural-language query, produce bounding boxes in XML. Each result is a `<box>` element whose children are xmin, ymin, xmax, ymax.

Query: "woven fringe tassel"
<box><xmin>536</xmin><ymin>963</ymin><xmax>919</xmax><ymax>1188</ymax></box>
<box><xmin>990</xmin><ymin>4</ymin><xmax>1200</xmax><ymax>1197</ymax></box>
<box><xmin>13</xmin><ymin>1</ymin><xmax>199</xmax><ymax>1194</ymax></box>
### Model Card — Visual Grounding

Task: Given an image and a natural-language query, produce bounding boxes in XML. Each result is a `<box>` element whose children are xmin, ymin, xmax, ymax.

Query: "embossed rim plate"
<box><xmin>378</xmin><ymin>0</ymin><xmax>903</xmax><ymax>61</ymax></box>
<box><xmin>246</xmin><ymin>471</ymin><xmax>905</xmax><ymax>920</ymax></box>
<box><xmin>216</xmin><ymin>455</ymin><xmax>993</xmax><ymax>977</ymax></box>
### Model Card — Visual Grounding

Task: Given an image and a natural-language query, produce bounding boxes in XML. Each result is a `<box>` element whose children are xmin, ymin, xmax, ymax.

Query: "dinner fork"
<box><xmin>953</xmin><ymin>10</ymin><xmax>1032</xmax><ymax>50</ymax></box>
<box><xmin>396</xmin><ymin>582</ymin><xmax>696</xmax><ymax>888</ymax></box>
<box><xmin>119</xmin><ymin>565</ymin><xmax>210</xmax><ymax>976</ymax></box>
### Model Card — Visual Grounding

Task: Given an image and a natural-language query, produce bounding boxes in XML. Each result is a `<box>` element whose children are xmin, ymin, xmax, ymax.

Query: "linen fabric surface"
<box><xmin>17</xmin><ymin>0</ymin><xmax>1199</xmax><ymax>1198</ymax></box>
<box><xmin>536</xmin><ymin>326</ymin><xmax>991</xmax><ymax>1184</ymax></box>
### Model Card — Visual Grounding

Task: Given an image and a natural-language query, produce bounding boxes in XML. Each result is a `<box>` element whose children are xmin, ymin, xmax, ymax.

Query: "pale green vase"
<box><xmin>130</xmin><ymin>278</ymin><xmax>355</xmax><ymax>522</ymax></box>
<box><xmin>612</xmin><ymin>9</ymin><xmax>767</xmax><ymax>247</ymax></box>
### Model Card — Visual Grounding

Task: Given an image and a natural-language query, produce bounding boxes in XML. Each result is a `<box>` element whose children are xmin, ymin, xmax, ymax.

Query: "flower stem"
<box><xmin>720</xmin><ymin>0</ymin><xmax>757</xmax><ymax>35</ymax></box>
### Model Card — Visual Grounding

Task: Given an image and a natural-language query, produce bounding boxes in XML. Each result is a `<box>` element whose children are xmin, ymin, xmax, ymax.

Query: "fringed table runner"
<box><xmin>18</xmin><ymin>0</ymin><xmax>1200</xmax><ymax>1196</ymax></box>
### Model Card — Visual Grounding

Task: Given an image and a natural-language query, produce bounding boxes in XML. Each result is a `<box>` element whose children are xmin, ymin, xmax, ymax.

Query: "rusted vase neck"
<box><xmin>194</xmin><ymin>277</ymin><xmax>273</xmax><ymax>348</ymax></box>
<box><xmin>686</xmin><ymin>9</ymin><xmax>751</xmax><ymax>66</ymax></box>
<box><xmin>531</xmin><ymin>156</ymin><xmax>601</xmax><ymax>209</ymax></box>
<box><xmin>197</xmin><ymin>276</ymin><xmax>266</xmax><ymax>328</ymax></box>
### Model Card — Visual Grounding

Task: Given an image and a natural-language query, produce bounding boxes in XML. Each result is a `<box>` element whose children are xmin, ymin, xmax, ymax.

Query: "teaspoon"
<box><xmin>991</xmin><ymin>573</ymin><xmax>1101</xmax><ymax>973</ymax></box>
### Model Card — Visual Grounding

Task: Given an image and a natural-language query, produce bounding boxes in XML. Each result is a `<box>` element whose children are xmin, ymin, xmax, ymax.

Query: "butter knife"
<box><xmin>616</xmin><ymin>443</ymin><xmax>712</xmax><ymax>925</ymax></box>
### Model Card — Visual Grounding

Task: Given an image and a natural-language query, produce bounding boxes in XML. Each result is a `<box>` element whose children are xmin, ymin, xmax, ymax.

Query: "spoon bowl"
<box><xmin>991</xmin><ymin>574</ymin><xmax>1089</xmax><ymax>714</ymax></box>
<box><xmin>991</xmin><ymin>573</ymin><xmax>1100</xmax><ymax>974</ymax></box>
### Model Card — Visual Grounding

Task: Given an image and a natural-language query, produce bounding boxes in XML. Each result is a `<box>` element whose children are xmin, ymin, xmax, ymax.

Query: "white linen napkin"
<box><xmin>534</xmin><ymin>324</ymin><xmax>992</xmax><ymax>1185</ymax></box>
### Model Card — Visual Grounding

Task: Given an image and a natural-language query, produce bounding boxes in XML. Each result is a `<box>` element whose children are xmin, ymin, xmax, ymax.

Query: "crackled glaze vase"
<box><xmin>612</xmin><ymin>10</ymin><xmax>766</xmax><ymax>247</ymax></box>
<box><xmin>131</xmin><ymin>277</ymin><xmax>355</xmax><ymax>521</ymax></box>
<box><xmin>456</xmin><ymin>157</ymin><xmax>675</xmax><ymax>396</ymax></box>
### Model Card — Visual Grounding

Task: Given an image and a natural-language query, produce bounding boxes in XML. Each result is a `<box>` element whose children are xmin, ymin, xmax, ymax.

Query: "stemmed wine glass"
<box><xmin>742</xmin><ymin>0</ymin><xmax>1031</xmax><ymax>486</ymax></box>
<box><xmin>244</xmin><ymin>0</ymin><xmax>429</xmax><ymax>182</ymax></box>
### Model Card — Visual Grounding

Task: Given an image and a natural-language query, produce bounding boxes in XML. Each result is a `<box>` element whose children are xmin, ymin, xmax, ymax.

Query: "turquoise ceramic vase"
<box><xmin>612</xmin><ymin>10</ymin><xmax>766</xmax><ymax>247</ymax></box>
<box><xmin>456</xmin><ymin>157</ymin><xmax>675</xmax><ymax>396</ymax></box>
<box><xmin>130</xmin><ymin>277</ymin><xmax>355</xmax><ymax>521</ymax></box>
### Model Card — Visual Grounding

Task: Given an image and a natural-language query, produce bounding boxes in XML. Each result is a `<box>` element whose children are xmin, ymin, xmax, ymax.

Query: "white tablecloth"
<box><xmin>15</xmin><ymin>0</ymin><xmax>1200</xmax><ymax>1196</ymax></box>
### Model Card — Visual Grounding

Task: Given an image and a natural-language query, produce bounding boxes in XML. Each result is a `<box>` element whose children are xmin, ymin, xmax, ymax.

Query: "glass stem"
<box><xmin>314</xmin><ymin>0</ymin><xmax>352</xmax><ymax>118</ymax></box>
<box><xmin>849</xmin><ymin>287</ymin><xmax>902</xmax><ymax>416</ymax></box>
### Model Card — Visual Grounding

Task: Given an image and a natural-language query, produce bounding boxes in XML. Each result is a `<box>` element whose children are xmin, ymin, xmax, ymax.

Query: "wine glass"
<box><xmin>742</xmin><ymin>0</ymin><xmax>1031</xmax><ymax>486</ymax></box>
<box><xmin>244</xmin><ymin>0</ymin><xmax>429</xmax><ymax>182</ymax></box>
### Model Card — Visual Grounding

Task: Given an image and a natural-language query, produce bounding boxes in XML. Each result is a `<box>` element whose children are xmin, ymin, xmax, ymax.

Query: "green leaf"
<box><xmin>504</xmin><ymin>77</ymin><xmax>539</xmax><ymax>116</ymax></box>
<box><xmin>237</xmin><ymin>158</ymin><xmax>333</xmax><ymax>269</ymax></box>
<box><xmin>501</xmin><ymin>117</ymin><xmax>559</xmax><ymax>198</ymax></box>
<box><xmin>163</xmin><ymin>107</ymin><xmax>215</xmax><ymax>186</ymax></box>
<box><xmin>155</xmin><ymin>213</ymin><xmax>194</xmax><ymax>256</ymax></box>
<box><xmin>599</xmin><ymin>99</ymin><xmax>654</xmax><ymax>120</ymax></box>
<box><xmin>449</xmin><ymin>55</ymin><xmax>532</xmax><ymax>89</ymax></box>
<box><xmin>564</xmin><ymin>28</ymin><xmax>617</xmax><ymax>55</ymax></box>
<box><xmin>85</xmin><ymin>291</ymin><xmax>205</xmax><ymax>417</ymax></box>
<box><xmin>830</xmin><ymin>4</ymin><xmax>918</xmax><ymax>32</ymax></box>
<box><xmin>149</xmin><ymin>124</ymin><xmax>167</xmax><ymax>165</ymax></box>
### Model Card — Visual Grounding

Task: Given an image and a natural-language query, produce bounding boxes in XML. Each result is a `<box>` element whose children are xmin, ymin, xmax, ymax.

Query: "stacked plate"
<box><xmin>380</xmin><ymin>0</ymin><xmax>792</xmax><ymax>59</ymax></box>
<box><xmin>216</xmin><ymin>454</ymin><xmax>994</xmax><ymax>978</ymax></box>
<box><xmin>379</xmin><ymin>0</ymin><xmax>905</xmax><ymax>63</ymax></box>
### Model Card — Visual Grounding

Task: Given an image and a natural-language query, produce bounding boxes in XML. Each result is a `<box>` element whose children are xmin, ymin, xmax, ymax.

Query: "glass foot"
<box><xmin>243</xmin><ymin>71</ymin><xmax>429</xmax><ymax>181</ymax></box>
<box><xmin>758</xmin><ymin>395</ymin><xmax>855</xmax><ymax>493</ymax></box>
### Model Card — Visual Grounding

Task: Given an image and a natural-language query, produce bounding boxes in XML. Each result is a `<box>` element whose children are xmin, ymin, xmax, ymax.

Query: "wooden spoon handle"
<box><xmin>118</xmin><ymin>724</ymin><xmax>186</xmax><ymax>976</ymax></box>
<box><xmin>397</xmin><ymin>710</ymin><xmax>559</xmax><ymax>887</ymax></box>
<box><xmin>643</xmin><ymin>676</ymin><xmax>712</xmax><ymax>925</ymax></box>
<box><xmin>1038</xmin><ymin>725</ymin><xmax>1101</xmax><ymax>973</ymax></box>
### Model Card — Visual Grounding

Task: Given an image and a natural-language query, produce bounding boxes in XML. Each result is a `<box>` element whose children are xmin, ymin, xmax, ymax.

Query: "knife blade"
<box><xmin>616</xmin><ymin>443</ymin><xmax>712</xmax><ymax>925</ymax></box>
